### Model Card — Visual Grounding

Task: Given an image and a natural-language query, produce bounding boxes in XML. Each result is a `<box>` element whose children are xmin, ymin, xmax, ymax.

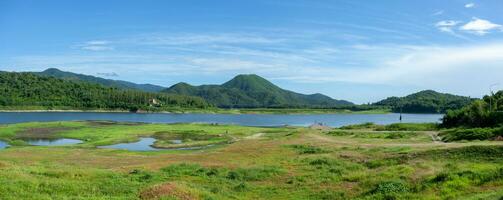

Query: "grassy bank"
<box><xmin>1</xmin><ymin>121</ymin><xmax>502</xmax><ymax>199</ymax></box>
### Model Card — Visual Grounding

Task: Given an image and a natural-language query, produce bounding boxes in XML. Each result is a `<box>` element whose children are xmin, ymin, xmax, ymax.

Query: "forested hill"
<box><xmin>35</xmin><ymin>68</ymin><xmax>165</xmax><ymax>92</ymax></box>
<box><xmin>373</xmin><ymin>90</ymin><xmax>474</xmax><ymax>113</ymax></box>
<box><xmin>162</xmin><ymin>74</ymin><xmax>353</xmax><ymax>108</ymax></box>
<box><xmin>0</xmin><ymin>71</ymin><xmax>209</xmax><ymax>111</ymax></box>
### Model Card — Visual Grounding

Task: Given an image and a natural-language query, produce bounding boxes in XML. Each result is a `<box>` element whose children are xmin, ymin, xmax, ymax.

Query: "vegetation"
<box><xmin>436</xmin><ymin>91</ymin><xmax>503</xmax><ymax>141</ymax></box>
<box><xmin>442</xmin><ymin>90</ymin><xmax>503</xmax><ymax>128</ymax></box>
<box><xmin>0</xmin><ymin>71</ymin><xmax>210</xmax><ymax>112</ymax></box>
<box><xmin>1</xmin><ymin>121</ymin><xmax>503</xmax><ymax>199</ymax></box>
<box><xmin>440</xmin><ymin>127</ymin><xmax>503</xmax><ymax>142</ymax></box>
<box><xmin>163</xmin><ymin>74</ymin><xmax>353</xmax><ymax>108</ymax></box>
<box><xmin>36</xmin><ymin>68</ymin><xmax>165</xmax><ymax>92</ymax></box>
<box><xmin>339</xmin><ymin>122</ymin><xmax>439</xmax><ymax>131</ymax></box>
<box><xmin>373</xmin><ymin>90</ymin><xmax>474</xmax><ymax>113</ymax></box>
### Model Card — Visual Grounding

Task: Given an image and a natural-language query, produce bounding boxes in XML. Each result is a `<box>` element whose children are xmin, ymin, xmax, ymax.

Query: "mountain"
<box><xmin>163</xmin><ymin>74</ymin><xmax>353</xmax><ymax>108</ymax></box>
<box><xmin>0</xmin><ymin>71</ymin><xmax>209</xmax><ymax>111</ymax></box>
<box><xmin>373</xmin><ymin>90</ymin><xmax>475</xmax><ymax>113</ymax></box>
<box><xmin>35</xmin><ymin>68</ymin><xmax>165</xmax><ymax>92</ymax></box>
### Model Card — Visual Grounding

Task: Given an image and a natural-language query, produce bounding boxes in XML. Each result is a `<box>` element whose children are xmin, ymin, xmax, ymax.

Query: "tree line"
<box><xmin>442</xmin><ymin>90</ymin><xmax>503</xmax><ymax>128</ymax></box>
<box><xmin>0</xmin><ymin>72</ymin><xmax>211</xmax><ymax>111</ymax></box>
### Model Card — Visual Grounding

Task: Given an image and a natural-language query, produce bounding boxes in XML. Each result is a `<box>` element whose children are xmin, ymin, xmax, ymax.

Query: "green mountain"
<box><xmin>163</xmin><ymin>74</ymin><xmax>353</xmax><ymax>108</ymax></box>
<box><xmin>0</xmin><ymin>71</ymin><xmax>209</xmax><ymax>111</ymax></box>
<box><xmin>373</xmin><ymin>90</ymin><xmax>474</xmax><ymax>113</ymax></box>
<box><xmin>35</xmin><ymin>68</ymin><xmax>165</xmax><ymax>92</ymax></box>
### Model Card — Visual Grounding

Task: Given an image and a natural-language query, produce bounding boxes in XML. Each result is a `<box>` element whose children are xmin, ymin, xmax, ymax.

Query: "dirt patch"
<box><xmin>15</xmin><ymin>127</ymin><xmax>75</xmax><ymax>140</ymax></box>
<box><xmin>309</xmin><ymin>123</ymin><xmax>332</xmax><ymax>131</ymax></box>
<box><xmin>139</xmin><ymin>182</ymin><xmax>196</xmax><ymax>200</ymax></box>
<box><xmin>245</xmin><ymin>133</ymin><xmax>265</xmax><ymax>139</ymax></box>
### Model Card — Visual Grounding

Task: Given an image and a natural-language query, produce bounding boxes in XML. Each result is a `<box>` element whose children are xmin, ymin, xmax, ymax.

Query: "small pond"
<box><xmin>99</xmin><ymin>137</ymin><xmax>215</xmax><ymax>151</ymax></box>
<box><xmin>26</xmin><ymin>138</ymin><xmax>83</xmax><ymax>146</ymax></box>
<box><xmin>100</xmin><ymin>137</ymin><xmax>160</xmax><ymax>151</ymax></box>
<box><xmin>0</xmin><ymin>141</ymin><xmax>9</xmax><ymax>149</ymax></box>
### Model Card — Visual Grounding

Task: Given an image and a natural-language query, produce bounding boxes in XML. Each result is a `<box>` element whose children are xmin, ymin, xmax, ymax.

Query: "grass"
<box><xmin>1</xmin><ymin>121</ymin><xmax>503</xmax><ymax>199</ymax></box>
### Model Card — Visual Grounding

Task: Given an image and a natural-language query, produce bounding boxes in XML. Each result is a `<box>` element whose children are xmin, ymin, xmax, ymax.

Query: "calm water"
<box><xmin>99</xmin><ymin>137</ymin><xmax>215</xmax><ymax>151</ymax></box>
<box><xmin>0</xmin><ymin>141</ymin><xmax>8</xmax><ymax>149</ymax></box>
<box><xmin>0</xmin><ymin>112</ymin><xmax>442</xmax><ymax>127</ymax></box>
<box><xmin>99</xmin><ymin>137</ymin><xmax>160</xmax><ymax>151</ymax></box>
<box><xmin>26</xmin><ymin>138</ymin><xmax>83</xmax><ymax>146</ymax></box>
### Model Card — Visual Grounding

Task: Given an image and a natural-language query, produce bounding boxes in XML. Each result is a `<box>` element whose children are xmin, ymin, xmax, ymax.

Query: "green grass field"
<box><xmin>1</xmin><ymin>121</ymin><xmax>502</xmax><ymax>199</ymax></box>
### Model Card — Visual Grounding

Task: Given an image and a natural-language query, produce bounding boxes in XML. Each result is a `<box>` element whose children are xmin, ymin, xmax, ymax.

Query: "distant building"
<box><xmin>149</xmin><ymin>98</ymin><xmax>161</xmax><ymax>107</ymax></box>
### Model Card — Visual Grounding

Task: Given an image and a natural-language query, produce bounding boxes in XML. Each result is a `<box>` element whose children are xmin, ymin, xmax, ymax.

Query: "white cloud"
<box><xmin>460</xmin><ymin>18</ymin><xmax>503</xmax><ymax>35</ymax></box>
<box><xmin>432</xmin><ymin>10</ymin><xmax>444</xmax><ymax>16</ymax></box>
<box><xmin>77</xmin><ymin>40</ymin><xmax>114</xmax><ymax>51</ymax></box>
<box><xmin>86</xmin><ymin>40</ymin><xmax>109</xmax><ymax>45</ymax></box>
<box><xmin>435</xmin><ymin>20</ymin><xmax>462</xmax><ymax>33</ymax></box>
<box><xmin>465</xmin><ymin>3</ymin><xmax>475</xmax><ymax>8</ymax></box>
<box><xmin>81</xmin><ymin>46</ymin><xmax>114</xmax><ymax>51</ymax></box>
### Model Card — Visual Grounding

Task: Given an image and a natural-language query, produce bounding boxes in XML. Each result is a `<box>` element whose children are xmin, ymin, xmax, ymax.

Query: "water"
<box><xmin>0</xmin><ymin>141</ymin><xmax>9</xmax><ymax>149</ymax></box>
<box><xmin>0</xmin><ymin>112</ymin><xmax>443</xmax><ymax>127</ymax></box>
<box><xmin>26</xmin><ymin>138</ymin><xmax>83</xmax><ymax>146</ymax></box>
<box><xmin>99</xmin><ymin>137</ymin><xmax>215</xmax><ymax>151</ymax></box>
<box><xmin>99</xmin><ymin>137</ymin><xmax>160</xmax><ymax>151</ymax></box>
<box><xmin>171</xmin><ymin>139</ymin><xmax>183</xmax><ymax>144</ymax></box>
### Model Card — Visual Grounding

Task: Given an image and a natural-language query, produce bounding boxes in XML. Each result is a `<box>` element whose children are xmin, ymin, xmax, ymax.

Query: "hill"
<box><xmin>35</xmin><ymin>68</ymin><xmax>165</xmax><ymax>92</ymax></box>
<box><xmin>0</xmin><ymin>71</ymin><xmax>209</xmax><ymax>111</ymax></box>
<box><xmin>373</xmin><ymin>90</ymin><xmax>474</xmax><ymax>113</ymax></box>
<box><xmin>162</xmin><ymin>74</ymin><xmax>353</xmax><ymax>108</ymax></box>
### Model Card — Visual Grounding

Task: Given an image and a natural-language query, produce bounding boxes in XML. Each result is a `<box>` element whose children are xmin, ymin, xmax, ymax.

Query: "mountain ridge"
<box><xmin>163</xmin><ymin>74</ymin><xmax>353</xmax><ymax>108</ymax></box>
<box><xmin>35</xmin><ymin>68</ymin><xmax>165</xmax><ymax>92</ymax></box>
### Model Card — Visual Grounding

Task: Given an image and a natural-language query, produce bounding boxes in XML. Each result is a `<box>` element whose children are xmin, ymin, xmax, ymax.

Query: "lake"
<box><xmin>0</xmin><ymin>112</ymin><xmax>443</xmax><ymax>127</ymax></box>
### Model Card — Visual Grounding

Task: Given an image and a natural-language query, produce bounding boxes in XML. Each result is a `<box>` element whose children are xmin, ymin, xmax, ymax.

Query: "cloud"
<box><xmin>127</xmin><ymin>33</ymin><xmax>282</xmax><ymax>46</ymax></box>
<box><xmin>434</xmin><ymin>20</ymin><xmax>471</xmax><ymax>40</ymax></box>
<box><xmin>465</xmin><ymin>3</ymin><xmax>475</xmax><ymax>8</ymax></box>
<box><xmin>460</xmin><ymin>18</ymin><xmax>503</xmax><ymax>35</ymax></box>
<box><xmin>432</xmin><ymin>10</ymin><xmax>444</xmax><ymax>16</ymax></box>
<box><xmin>435</xmin><ymin>20</ymin><xmax>462</xmax><ymax>33</ymax></box>
<box><xmin>78</xmin><ymin>40</ymin><xmax>114</xmax><ymax>51</ymax></box>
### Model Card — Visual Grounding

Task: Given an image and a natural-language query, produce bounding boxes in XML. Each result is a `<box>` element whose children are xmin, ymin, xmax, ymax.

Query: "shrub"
<box><xmin>371</xmin><ymin>180</ymin><xmax>409</xmax><ymax>199</ymax></box>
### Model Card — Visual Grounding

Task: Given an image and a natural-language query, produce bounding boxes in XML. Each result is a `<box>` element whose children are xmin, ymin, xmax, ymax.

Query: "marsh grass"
<box><xmin>1</xmin><ymin>121</ymin><xmax>503</xmax><ymax>199</ymax></box>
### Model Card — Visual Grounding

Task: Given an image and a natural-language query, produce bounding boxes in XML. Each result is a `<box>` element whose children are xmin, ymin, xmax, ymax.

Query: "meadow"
<box><xmin>0</xmin><ymin>121</ymin><xmax>503</xmax><ymax>199</ymax></box>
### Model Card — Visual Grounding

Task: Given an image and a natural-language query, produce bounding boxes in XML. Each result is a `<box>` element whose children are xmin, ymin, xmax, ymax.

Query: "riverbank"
<box><xmin>0</xmin><ymin>107</ymin><xmax>391</xmax><ymax>114</ymax></box>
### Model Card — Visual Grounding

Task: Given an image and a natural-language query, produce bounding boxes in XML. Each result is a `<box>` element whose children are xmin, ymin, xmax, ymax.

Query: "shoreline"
<box><xmin>0</xmin><ymin>108</ymin><xmax>393</xmax><ymax>115</ymax></box>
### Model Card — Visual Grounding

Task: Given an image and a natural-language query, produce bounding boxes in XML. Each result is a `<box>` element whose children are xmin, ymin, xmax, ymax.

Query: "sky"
<box><xmin>1</xmin><ymin>0</ymin><xmax>503</xmax><ymax>104</ymax></box>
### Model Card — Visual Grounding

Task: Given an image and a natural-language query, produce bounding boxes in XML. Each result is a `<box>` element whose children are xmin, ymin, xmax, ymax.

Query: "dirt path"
<box><xmin>245</xmin><ymin>133</ymin><xmax>265</xmax><ymax>139</ymax></box>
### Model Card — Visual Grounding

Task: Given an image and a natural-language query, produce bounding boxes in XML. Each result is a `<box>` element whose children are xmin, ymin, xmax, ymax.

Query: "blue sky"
<box><xmin>1</xmin><ymin>0</ymin><xmax>503</xmax><ymax>103</ymax></box>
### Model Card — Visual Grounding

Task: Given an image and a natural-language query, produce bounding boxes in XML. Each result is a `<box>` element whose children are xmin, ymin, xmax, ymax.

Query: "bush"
<box><xmin>371</xmin><ymin>181</ymin><xmax>409</xmax><ymax>198</ymax></box>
